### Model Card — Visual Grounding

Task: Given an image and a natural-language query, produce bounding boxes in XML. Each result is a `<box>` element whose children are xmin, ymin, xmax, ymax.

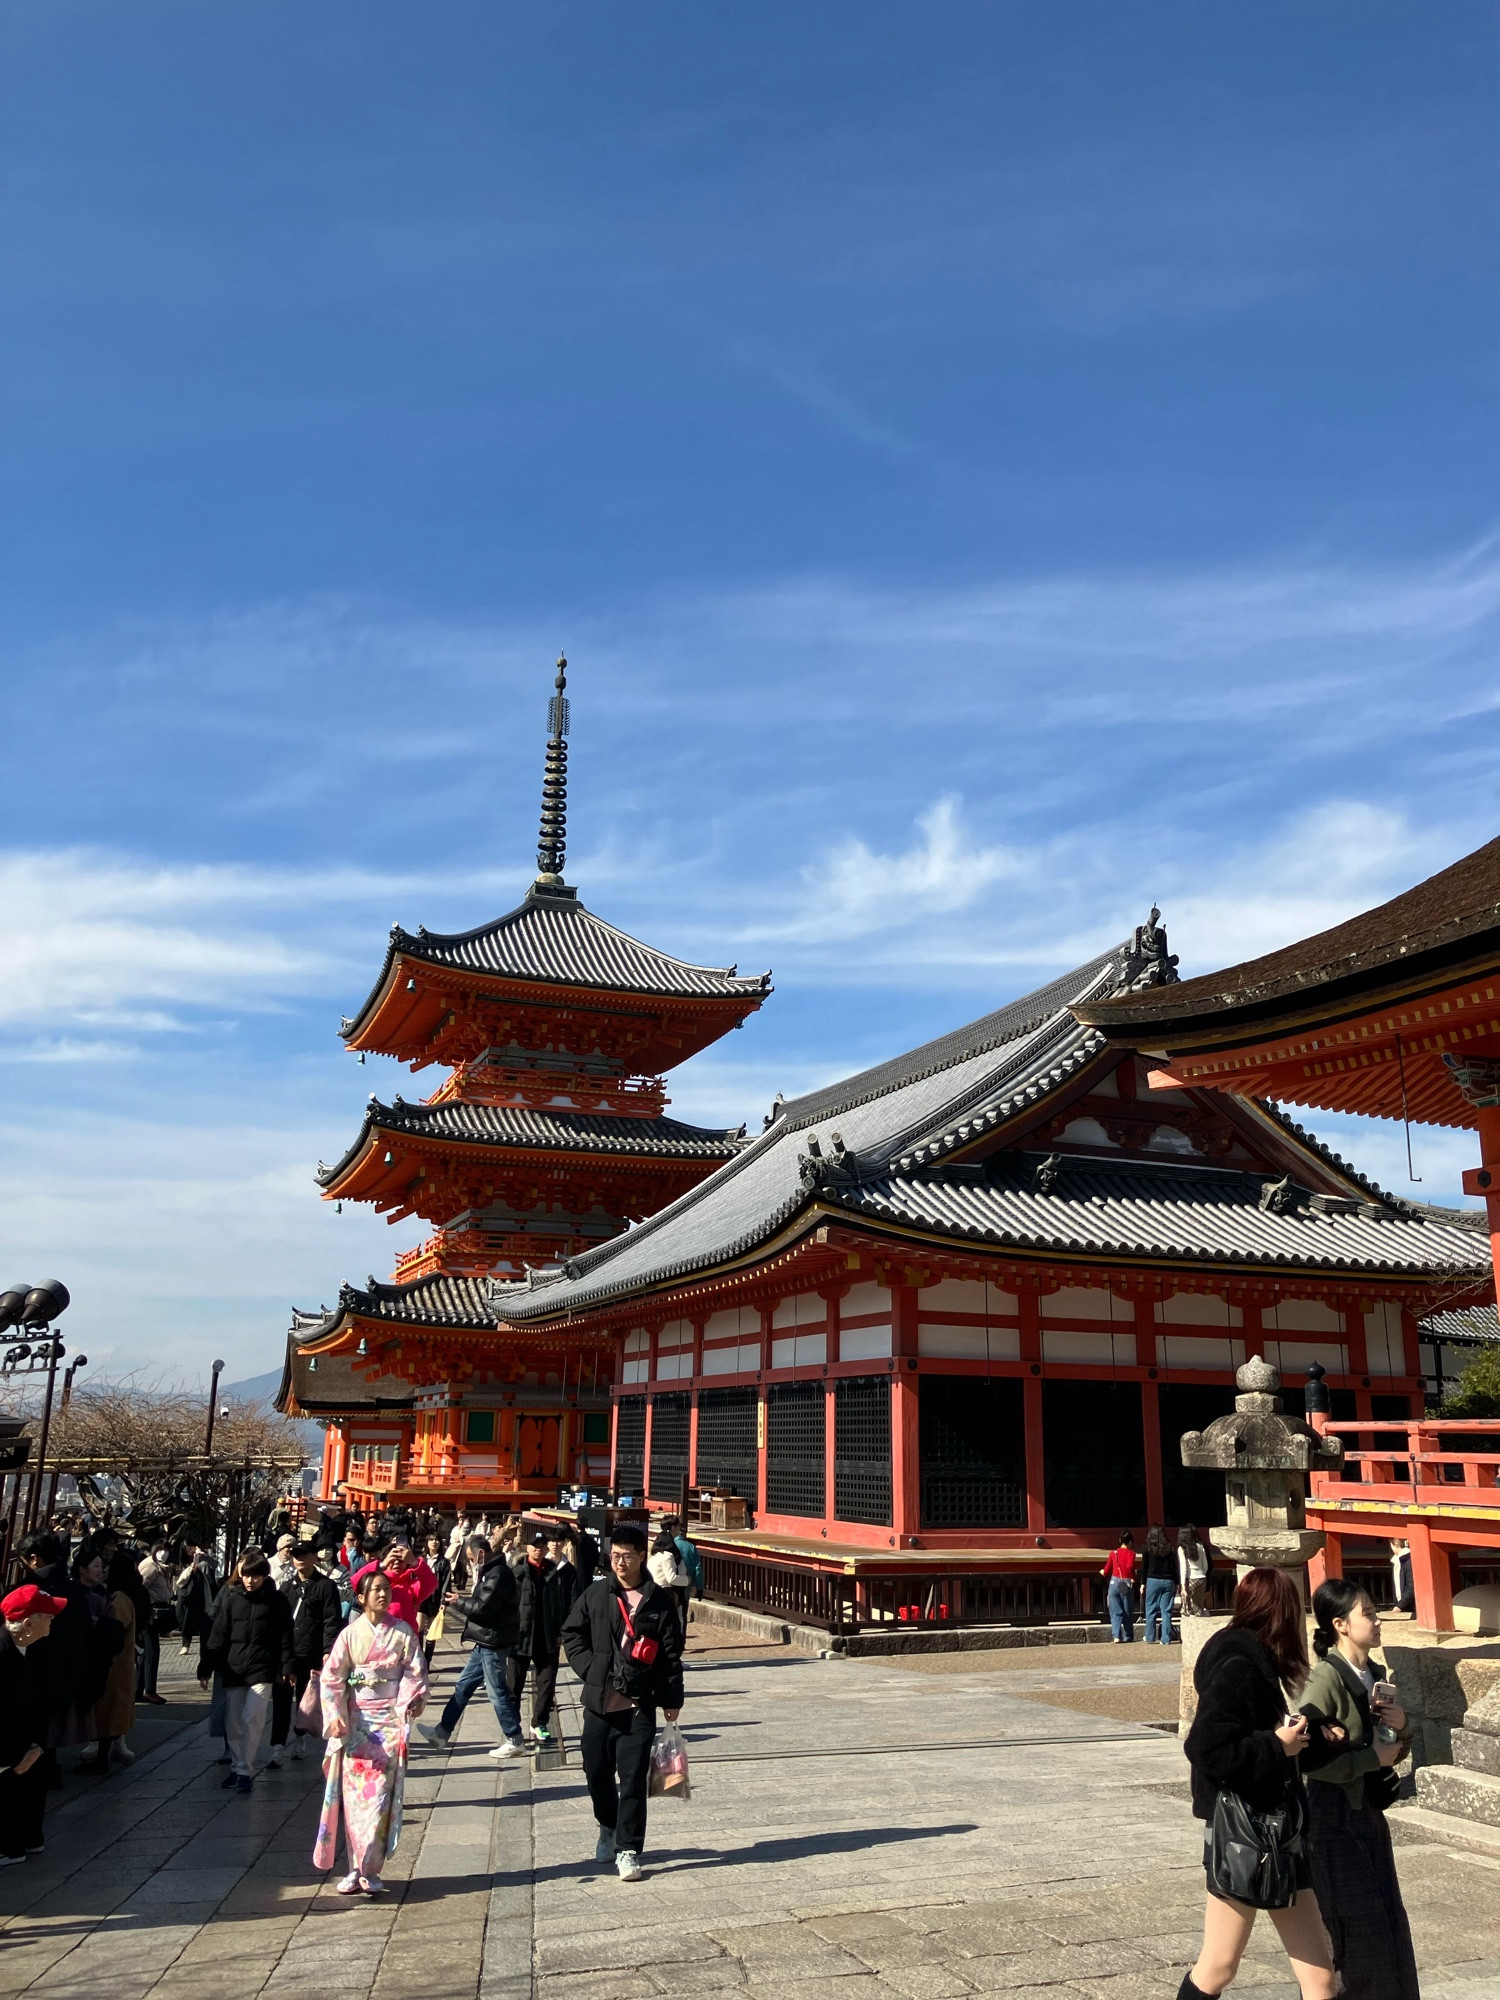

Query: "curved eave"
<box><xmin>341</xmin><ymin>950</ymin><xmax>770</xmax><ymax>1071</ymax></box>
<box><xmin>318</xmin><ymin>1119</ymin><xmax>738</xmax><ymax>1208</ymax></box>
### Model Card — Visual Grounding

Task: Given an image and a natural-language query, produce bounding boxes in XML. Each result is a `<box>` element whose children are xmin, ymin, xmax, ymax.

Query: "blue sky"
<box><xmin>1</xmin><ymin>4</ymin><xmax>1496</xmax><ymax>1381</ymax></box>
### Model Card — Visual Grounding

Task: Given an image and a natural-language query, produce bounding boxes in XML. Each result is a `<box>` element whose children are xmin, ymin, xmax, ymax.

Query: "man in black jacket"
<box><xmin>509</xmin><ymin>1529</ymin><xmax>574</xmax><ymax>1745</ymax></box>
<box><xmin>561</xmin><ymin>1520</ymin><xmax>684</xmax><ymax>1883</ymax></box>
<box><xmin>268</xmin><ymin>1542</ymin><xmax>343</xmax><ymax>1766</ymax></box>
<box><xmin>197</xmin><ymin>1551</ymin><xmax>295</xmax><ymax>1793</ymax></box>
<box><xmin>418</xmin><ymin>1536</ymin><xmax>526</xmax><ymax>1760</ymax></box>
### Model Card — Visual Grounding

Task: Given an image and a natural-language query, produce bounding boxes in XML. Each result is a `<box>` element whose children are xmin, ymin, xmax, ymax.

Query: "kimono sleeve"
<box><xmin>398</xmin><ymin>1629</ymin><xmax>428</xmax><ymax>1717</ymax></box>
<box><xmin>320</xmin><ymin>1625</ymin><xmax>354</xmax><ymax>1735</ymax></box>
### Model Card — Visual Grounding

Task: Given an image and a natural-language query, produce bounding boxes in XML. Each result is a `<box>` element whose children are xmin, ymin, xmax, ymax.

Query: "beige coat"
<box><xmin>92</xmin><ymin>1589</ymin><xmax>137</xmax><ymax>1740</ymax></box>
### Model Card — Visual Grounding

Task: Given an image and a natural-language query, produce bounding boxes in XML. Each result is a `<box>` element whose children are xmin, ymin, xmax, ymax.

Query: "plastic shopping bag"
<box><xmin>296</xmin><ymin>1669</ymin><xmax>322</xmax><ymax>1735</ymax></box>
<box><xmin>648</xmin><ymin>1719</ymin><xmax>691</xmax><ymax>1801</ymax></box>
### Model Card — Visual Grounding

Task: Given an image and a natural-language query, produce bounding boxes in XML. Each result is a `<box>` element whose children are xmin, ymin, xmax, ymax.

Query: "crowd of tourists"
<box><xmin>0</xmin><ymin>1501</ymin><xmax>700</xmax><ymax>1894</ymax></box>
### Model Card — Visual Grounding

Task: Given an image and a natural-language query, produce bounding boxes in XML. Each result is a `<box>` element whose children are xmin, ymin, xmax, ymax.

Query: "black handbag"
<box><xmin>1206</xmin><ymin>1785</ymin><xmax>1306</xmax><ymax>1909</ymax></box>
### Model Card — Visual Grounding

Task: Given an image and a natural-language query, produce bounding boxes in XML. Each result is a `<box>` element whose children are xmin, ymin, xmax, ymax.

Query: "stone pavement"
<box><xmin>1</xmin><ymin>1633</ymin><xmax>1496</xmax><ymax>1999</ymax></box>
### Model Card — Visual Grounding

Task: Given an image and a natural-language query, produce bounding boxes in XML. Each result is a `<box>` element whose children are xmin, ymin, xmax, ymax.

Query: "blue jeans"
<box><xmin>439</xmin><ymin>1643</ymin><xmax>523</xmax><ymax>1743</ymax></box>
<box><xmin>1144</xmin><ymin>1576</ymin><xmax>1175</xmax><ymax>1644</ymax></box>
<box><xmin>1107</xmin><ymin>1578</ymin><xmax>1135</xmax><ymax>1641</ymax></box>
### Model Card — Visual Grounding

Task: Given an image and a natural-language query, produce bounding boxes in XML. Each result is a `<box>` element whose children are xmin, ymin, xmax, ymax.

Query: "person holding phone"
<box><xmin>561</xmin><ymin>1519</ymin><xmax>683</xmax><ymax>1884</ymax></box>
<box><xmin>1180</xmin><ymin>1568</ymin><xmax>1337</xmax><ymax>2000</ymax></box>
<box><xmin>1297</xmin><ymin>1581</ymin><xmax>1418</xmax><ymax>2000</ymax></box>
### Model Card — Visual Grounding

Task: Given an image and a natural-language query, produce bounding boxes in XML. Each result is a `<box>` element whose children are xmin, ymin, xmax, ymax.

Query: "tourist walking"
<box><xmin>198</xmin><ymin>1548</ymin><xmax>295</xmax><ymax>1793</ymax></box>
<box><xmin>1101</xmin><ymin>1531</ymin><xmax>1138</xmax><ymax>1642</ymax></box>
<box><xmin>1298</xmin><ymin>1580</ymin><xmax>1418</xmax><ymax>2000</ymax></box>
<box><xmin>270</xmin><ymin>1541</ymin><xmax>343</xmax><ymax>1766</ymax></box>
<box><xmin>561</xmin><ymin>1519</ymin><xmax>685</xmax><ymax>1883</ymax></box>
<box><xmin>0</xmin><ymin>1583</ymin><xmax>68</xmax><ymax>1864</ymax></box>
<box><xmin>1180</xmin><ymin>1567</ymin><xmax>1336</xmax><ymax>2000</ymax></box>
<box><xmin>1179</xmin><ymin>1525</ymin><xmax>1212</xmax><ymax>1616</ymax></box>
<box><xmin>418</xmin><ymin>1533</ymin><xmax>451</xmax><ymax>1667</ymax></box>
<box><xmin>648</xmin><ymin>1520</ymin><xmax>693</xmax><ymax>1632</ymax></box>
<box><xmin>417</xmin><ymin>1535</ymin><xmax>527</xmax><ymax>1759</ymax></box>
<box><xmin>136</xmin><ymin>1544</ymin><xmax>175</xmax><ymax>1704</ymax></box>
<box><xmin>1141</xmin><ymin>1526</ymin><xmax>1178</xmax><ymax>1645</ymax></box>
<box><xmin>270</xmin><ymin>1534</ymin><xmax>298</xmax><ymax>1591</ymax></box>
<box><xmin>83</xmin><ymin>1547</ymin><xmax>142</xmax><ymax>1772</ymax></box>
<box><xmin>68</xmin><ymin>1543</ymin><xmax>126</xmax><ymax>1772</ymax></box>
<box><xmin>509</xmin><ymin>1528</ymin><xmax>568</xmax><ymax>1744</ymax></box>
<box><xmin>315</xmin><ymin>1570</ymin><xmax>427</xmax><ymax>1897</ymax></box>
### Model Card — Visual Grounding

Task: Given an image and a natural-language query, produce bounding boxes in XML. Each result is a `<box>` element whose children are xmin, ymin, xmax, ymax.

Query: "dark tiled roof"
<box><xmin>1420</xmin><ymin>1303</ymin><xmax>1499</xmax><ymax>1345</ymax></box>
<box><xmin>496</xmin><ymin>937</ymin><xmax>1490</xmax><ymax>1323</ymax></box>
<box><xmin>1076</xmin><ymin>835</ymin><xmax>1500</xmax><ymax>1036</ymax></box>
<box><xmin>275</xmin><ymin>1322</ymin><xmax>417</xmax><ymax>1414</ymax></box>
<box><xmin>828</xmin><ymin>1156</ymin><xmax>1490</xmax><ymax>1277</ymax></box>
<box><xmin>343</xmin><ymin>887</ymin><xmax>770</xmax><ymax>1039</ymax></box>
<box><xmin>299</xmin><ymin>1271</ymin><xmax>500</xmax><ymax>1339</ymax></box>
<box><xmin>317</xmin><ymin>1099</ymin><xmax>746</xmax><ymax>1186</ymax></box>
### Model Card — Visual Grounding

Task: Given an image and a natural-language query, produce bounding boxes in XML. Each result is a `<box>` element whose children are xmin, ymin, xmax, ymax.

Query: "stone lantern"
<box><xmin>1181</xmin><ymin>1355</ymin><xmax>1344</xmax><ymax>1581</ymax></box>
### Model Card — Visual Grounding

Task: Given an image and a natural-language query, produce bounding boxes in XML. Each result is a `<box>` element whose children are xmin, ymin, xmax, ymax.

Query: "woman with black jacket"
<box><xmin>198</xmin><ymin>1549</ymin><xmax>294</xmax><ymax>1794</ymax></box>
<box><xmin>1180</xmin><ymin>1568</ymin><xmax>1337</xmax><ymax>2000</ymax></box>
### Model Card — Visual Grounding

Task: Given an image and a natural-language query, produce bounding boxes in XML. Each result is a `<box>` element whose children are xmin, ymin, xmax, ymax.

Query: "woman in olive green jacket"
<box><xmin>1298</xmin><ymin>1580</ymin><xmax>1417</xmax><ymax>2000</ymax></box>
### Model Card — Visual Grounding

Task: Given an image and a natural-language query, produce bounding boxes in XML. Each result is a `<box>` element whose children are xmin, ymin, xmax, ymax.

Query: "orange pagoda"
<box><xmin>277</xmin><ymin>657</ymin><xmax>770</xmax><ymax>1514</ymax></box>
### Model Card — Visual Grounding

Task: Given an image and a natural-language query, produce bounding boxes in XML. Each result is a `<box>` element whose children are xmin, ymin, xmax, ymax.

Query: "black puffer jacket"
<box><xmin>284</xmin><ymin>1570</ymin><xmax>343</xmax><ymax>1668</ymax></box>
<box><xmin>454</xmin><ymin>1552</ymin><xmax>519</xmax><ymax>1651</ymax></box>
<box><xmin>561</xmin><ymin>1574</ymin><xmax>684</xmax><ymax>1717</ymax></box>
<box><xmin>1184</xmin><ymin>1624</ymin><xmax>1305</xmax><ymax>1822</ymax></box>
<box><xmin>200</xmin><ymin>1581</ymin><xmax>295</xmax><ymax>1688</ymax></box>
<box><xmin>513</xmin><ymin>1557</ymin><xmax>574</xmax><ymax>1659</ymax></box>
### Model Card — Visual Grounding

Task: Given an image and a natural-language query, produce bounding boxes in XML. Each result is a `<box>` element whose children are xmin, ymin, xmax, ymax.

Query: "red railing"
<box><xmin>1309</xmin><ymin>1418</ymin><xmax>1500</xmax><ymax>1508</ymax></box>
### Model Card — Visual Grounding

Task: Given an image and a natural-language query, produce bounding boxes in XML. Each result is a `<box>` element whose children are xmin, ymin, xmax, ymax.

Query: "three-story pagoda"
<box><xmin>278</xmin><ymin>658</ymin><xmax>770</xmax><ymax>1513</ymax></box>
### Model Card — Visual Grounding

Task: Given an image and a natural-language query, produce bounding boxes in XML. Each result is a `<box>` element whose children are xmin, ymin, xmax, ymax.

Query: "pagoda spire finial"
<box><xmin>533</xmin><ymin>653</ymin><xmax>573</xmax><ymax>894</ymax></box>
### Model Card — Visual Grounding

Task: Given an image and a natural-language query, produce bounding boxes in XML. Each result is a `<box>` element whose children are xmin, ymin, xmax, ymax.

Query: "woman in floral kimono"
<box><xmin>315</xmin><ymin>1570</ymin><xmax>427</xmax><ymax>1896</ymax></box>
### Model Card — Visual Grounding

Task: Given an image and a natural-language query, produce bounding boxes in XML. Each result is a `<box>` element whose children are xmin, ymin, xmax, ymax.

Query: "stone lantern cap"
<box><xmin>1180</xmin><ymin>1356</ymin><xmax>1344</xmax><ymax>1473</ymax></box>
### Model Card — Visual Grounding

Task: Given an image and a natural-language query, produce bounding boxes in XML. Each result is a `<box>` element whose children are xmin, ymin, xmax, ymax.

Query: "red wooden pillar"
<box><xmin>1408</xmin><ymin>1520</ymin><xmax>1453</xmax><ymax>1631</ymax></box>
<box><xmin>1479</xmin><ymin>1104</ymin><xmax>1500</xmax><ymax>1307</ymax></box>
<box><xmin>891</xmin><ymin>1283</ymin><xmax>920</xmax><ymax>1540</ymax></box>
<box><xmin>1308</xmin><ymin>1531</ymin><xmax>1343</xmax><ymax>1596</ymax></box>
<box><xmin>1020</xmin><ymin>1286</ymin><xmax>1046</xmax><ymax>1533</ymax></box>
<box><xmin>1141</xmin><ymin>1377</ymin><xmax>1164</xmax><ymax>1528</ymax></box>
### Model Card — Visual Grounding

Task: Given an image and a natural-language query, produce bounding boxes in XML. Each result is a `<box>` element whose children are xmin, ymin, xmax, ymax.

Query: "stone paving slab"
<box><xmin>0</xmin><ymin>1629</ymin><xmax>1495</xmax><ymax>1997</ymax></box>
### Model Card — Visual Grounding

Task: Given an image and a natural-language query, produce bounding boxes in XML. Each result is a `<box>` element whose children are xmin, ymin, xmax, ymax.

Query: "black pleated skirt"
<box><xmin>1306</xmin><ymin>1780</ymin><xmax>1421</xmax><ymax>2000</ymax></box>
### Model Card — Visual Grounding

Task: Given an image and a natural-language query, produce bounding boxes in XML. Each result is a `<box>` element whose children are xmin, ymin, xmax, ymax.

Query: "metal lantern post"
<box><xmin>12</xmin><ymin>1282</ymin><xmax>72</xmax><ymax>1534</ymax></box>
<box><xmin>204</xmin><ymin>1358</ymin><xmax>227</xmax><ymax>1456</ymax></box>
<box><xmin>43</xmin><ymin>1353</ymin><xmax>88</xmax><ymax>1524</ymax></box>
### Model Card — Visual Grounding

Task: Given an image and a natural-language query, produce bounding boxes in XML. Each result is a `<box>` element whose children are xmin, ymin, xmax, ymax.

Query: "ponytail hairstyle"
<box><xmin>1229</xmin><ymin>1566</ymin><xmax>1309</xmax><ymax>1691</ymax></box>
<box><xmin>1311</xmin><ymin>1577</ymin><xmax>1368</xmax><ymax>1660</ymax></box>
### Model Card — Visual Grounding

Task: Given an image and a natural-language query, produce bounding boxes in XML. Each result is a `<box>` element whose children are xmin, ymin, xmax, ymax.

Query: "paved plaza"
<box><xmin>2</xmin><ymin>1634</ymin><xmax>1497</xmax><ymax>2000</ymax></box>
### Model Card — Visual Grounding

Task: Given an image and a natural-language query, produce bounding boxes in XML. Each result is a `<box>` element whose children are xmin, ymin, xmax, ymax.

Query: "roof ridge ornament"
<box><xmin>532</xmin><ymin>653</ymin><xmax>576</xmax><ymax>899</ymax></box>
<box><xmin>1121</xmin><ymin>905</ymin><xmax>1180</xmax><ymax>990</ymax></box>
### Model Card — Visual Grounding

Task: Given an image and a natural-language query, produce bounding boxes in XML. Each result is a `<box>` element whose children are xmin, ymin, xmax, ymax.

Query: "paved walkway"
<box><xmin>1</xmin><ymin>1635</ymin><xmax>1496</xmax><ymax>2000</ymax></box>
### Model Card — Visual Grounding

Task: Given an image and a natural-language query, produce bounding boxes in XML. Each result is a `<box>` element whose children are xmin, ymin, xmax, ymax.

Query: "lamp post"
<box><xmin>44</xmin><ymin>1354</ymin><xmax>88</xmax><ymax>1524</ymax></box>
<box><xmin>204</xmin><ymin>1359</ymin><xmax>227</xmax><ymax>1456</ymax></box>
<box><xmin>5</xmin><ymin>1282</ymin><xmax>73</xmax><ymax>1535</ymax></box>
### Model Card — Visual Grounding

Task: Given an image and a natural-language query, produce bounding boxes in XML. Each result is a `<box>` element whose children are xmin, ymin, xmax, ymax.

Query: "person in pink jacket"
<box><xmin>348</xmin><ymin>1542</ymin><xmax>437</xmax><ymax>1637</ymax></box>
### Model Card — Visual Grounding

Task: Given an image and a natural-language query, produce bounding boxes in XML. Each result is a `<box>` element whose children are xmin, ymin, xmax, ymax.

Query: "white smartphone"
<box><xmin>1371</xmin><ymin>1680</ymin><xmax>1396</xmax><ymax>1706</ymax></box>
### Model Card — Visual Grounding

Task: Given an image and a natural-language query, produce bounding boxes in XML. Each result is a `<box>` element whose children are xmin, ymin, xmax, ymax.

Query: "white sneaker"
<box><xmin>418</xmin><ymin>1723</ymin><xmax>450</xmax><ymax>1748</ymax></box>
<box><xmin>112</xmin><ymin>1743</ymin><xmax>135</xmax><ymax>1766</ymax></box>
<box><xmin>615</xmin><ymin>1850</ymin><xmax>643</xmax><ymax>1883</ymax></box>
<box><xmin>594</xmin><ymin>1827</ymin><xmax>616</xmax><ymax>1863</ymax></box>
<box><xmin>487</xmin><ymin>1739</ymin><xmax>526</xmax><ymax>1762</ymax></box>
<box><xmin>289</xmin><ymin>1738</ymin><xmax>305</xmax><ymax>1761</ymax></box>
<box><xmin>267</xmin><ymin>1747</ymin><xmax>284</xmax><ymax>1768</ymax></box>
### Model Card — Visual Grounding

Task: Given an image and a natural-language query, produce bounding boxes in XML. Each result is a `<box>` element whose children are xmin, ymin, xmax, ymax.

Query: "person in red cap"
<box><xmin>1</xmin><ymin>1584</ymin><xmax>67</xmax><ymax>1864</ymax></box>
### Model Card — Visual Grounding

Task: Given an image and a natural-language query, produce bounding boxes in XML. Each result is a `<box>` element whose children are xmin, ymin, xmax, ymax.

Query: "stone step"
<box><xmin>1415</xmin><ymin>1763</ymin><xmax>1500</xmax><ymax>1829</ymax></box>
<box><xmin>1388</xmin><ymin>1801</ymin><xmax>1500</xmax><ymax>1861</ymax></box>
<box><xmin>1454</xmin><ymin>1728</ymin><xmax>1500</xmax><ymax>1779</ymax></box>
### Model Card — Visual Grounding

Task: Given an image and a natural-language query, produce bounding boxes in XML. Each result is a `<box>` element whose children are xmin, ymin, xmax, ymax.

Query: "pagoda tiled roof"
<box><xmin>495</xmin><ymin>938</ymin><xmax>1490</xmax><ymax>1323</ymax></box>
<box><xmin>317</xmin><ymin>1099</ymin><xmax>746</xmax><ymax>1187</ymax></box>
<box><xmin>295</xmin><ymin>1271</ymin><xmax>500</xmax><ymax>1342</ymax></box>
<box><xmin>1420</xmin><ymin>1301</ymin><xmax>1498</xmax><ymax>1346</ymax></box>
<box><xmin>342</xmin><ymin>886</ymin><xmax>770</xmax><ymax>1041</ymax></box>
<box><xmin>275</xmin><ymin>1315</ymin><xmax>419</xmax><ymax>1415</ymax></box>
